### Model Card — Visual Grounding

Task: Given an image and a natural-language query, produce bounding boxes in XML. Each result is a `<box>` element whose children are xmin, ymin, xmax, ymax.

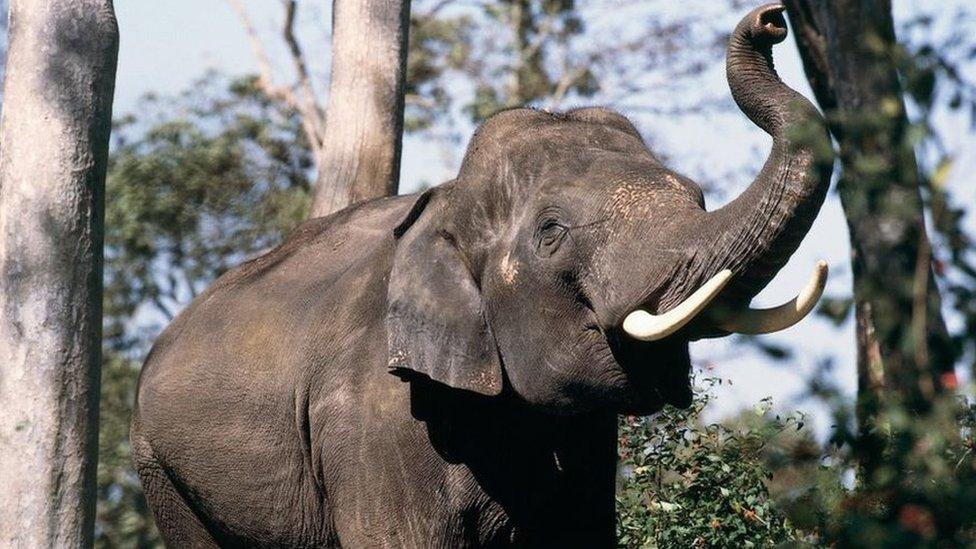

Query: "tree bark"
<box><xmin>0</xmin><ymin>1</ymin><xmax>118</xmax><ymax>546</ymax></box>
<box><xmin>310</xmin><ymin>0</ymin><xmax>411</xmax><ymax>218</ymax></box>
<box><xmin>784</xmin><ymin>0</ymin><xmax>955</xmax><ymax>474</ymax></box>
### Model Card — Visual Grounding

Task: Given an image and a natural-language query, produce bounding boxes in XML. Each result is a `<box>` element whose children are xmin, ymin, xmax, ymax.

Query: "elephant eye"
<box><xmin>536</xmin><ymin>219</ymin><xmax>568</xmax><ymax>258</ymax></box>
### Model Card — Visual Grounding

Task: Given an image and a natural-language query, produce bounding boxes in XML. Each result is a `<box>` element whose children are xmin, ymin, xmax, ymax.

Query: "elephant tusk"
<box><xmin>622</xmin><ymin>269</ymin><xmax>734</xmax><ymax>341</ymax></box>
<box><xmin>717</xmin><ymin>261</ymin><xmax>828</xmax><ymax>335</ymax></box>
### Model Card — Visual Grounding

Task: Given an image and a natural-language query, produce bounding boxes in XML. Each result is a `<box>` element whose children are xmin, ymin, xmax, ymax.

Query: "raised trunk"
<box><xmin>691</xmin><ymin>4</ymin><xmax>834</xmax><ymax>307</ymax></box>
<box><xmin>0</xmin><ymin>0</ymin><xmax>118</xmax><ymax>546</ymax></box>
<box><xmin>310</xmin><ymin>0</ymin><xmax>411</xmax><ymax>218</ymax></box>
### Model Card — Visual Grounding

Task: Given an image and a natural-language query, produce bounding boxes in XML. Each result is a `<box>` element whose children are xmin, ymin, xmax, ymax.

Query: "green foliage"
<box><xmin>720</xmin><ymin>402</ymin><xmax>845</xmax><ymax>538</ymax></box>
<box><xmin>747</xmin><ymin>363</ymin><xmax>976</xmax><ymax>547</ymax></box>
<box><xmin>404</xmin><ymin>7</ymin><xmax>476</xmax><ymax>132</ymax></box>
<box><xmin>820</xmin><ymin>396</ymin><xmax>976</xmax><ymax>547</ymax></box>
<box><xmin>616</xmin><ymin>379</ymin><xmax>976</xmax><ymax>547</ymax></box>
<box><xmin>104</xmin><ymin>73</ymin><xmax>312</xmax><ymax>342</ymax></box>
<box><xmin>616</xmin><ymin>380</ymin><xmax>799</xmax><ymax>548</ymax></box>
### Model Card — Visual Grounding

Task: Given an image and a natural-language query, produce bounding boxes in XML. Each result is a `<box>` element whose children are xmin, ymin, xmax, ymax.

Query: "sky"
<box><xmin>112</xmin><ymin>1</ymin><xmax>975</xmax><ymax>435</ymax></box>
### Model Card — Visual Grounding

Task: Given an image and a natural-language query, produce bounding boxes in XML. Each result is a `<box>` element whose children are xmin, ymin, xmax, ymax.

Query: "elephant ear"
<box><xmin>386</xmin><ymin>188</ymin><xmax>503</xmax><ymax>396</ymax></box>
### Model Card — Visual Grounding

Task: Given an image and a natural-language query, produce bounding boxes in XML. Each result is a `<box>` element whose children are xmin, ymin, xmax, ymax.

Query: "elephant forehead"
<box><xmin>602</xmin><ymin>176</ymin><xmax>692</xmax><ymax>222</ymax></box>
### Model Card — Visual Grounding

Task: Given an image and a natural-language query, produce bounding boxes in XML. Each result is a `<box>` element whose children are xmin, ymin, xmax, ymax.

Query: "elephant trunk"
<box><xmin>698</xmin><ymin>3</ymin><xmax>834</xmax><ymax>306</ymax></box>
<box><xmin>621</xmin><ymin>4</ymin><xmax>834</xmax><ymax>342</ymax></box>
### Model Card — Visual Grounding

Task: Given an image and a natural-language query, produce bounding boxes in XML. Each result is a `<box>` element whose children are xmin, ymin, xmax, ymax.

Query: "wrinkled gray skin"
<box><xmin>132</xmin><ymin>5</ymin><xmax>833</xmax><ymax>547</ymax></box>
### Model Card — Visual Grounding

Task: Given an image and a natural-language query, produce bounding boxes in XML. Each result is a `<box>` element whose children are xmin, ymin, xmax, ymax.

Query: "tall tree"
<box><xmin>0</xmin><ymin>1</ymin><xmax>119</xmax><ymax>546</ymax></box>
<box><xmin>783</xmin><ymin>0</ymin><xmax>957</xmax><ymax>473</ymax></box>
<box><xmin>311</xmin><ymin>0</ymin><xmax>412</xmax><ymax>216</ymax></box>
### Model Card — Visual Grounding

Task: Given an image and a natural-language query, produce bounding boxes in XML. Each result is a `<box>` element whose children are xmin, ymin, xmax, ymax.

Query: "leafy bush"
<box><xmin>616</xmin><ymin>375</ymin><xmax>976</xmax><ymax>548</ymax></box>
<box><xmin>616</xmin><ymin>379</ymin><xmax>800</xmax><ymax>547</ymax></box>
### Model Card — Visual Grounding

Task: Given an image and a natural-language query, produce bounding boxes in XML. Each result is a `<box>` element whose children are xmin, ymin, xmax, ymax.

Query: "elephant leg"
<box><xmin>131</xmin><ymin>435</ymin><xmax>218</xmax><ymax>548</ymax></box>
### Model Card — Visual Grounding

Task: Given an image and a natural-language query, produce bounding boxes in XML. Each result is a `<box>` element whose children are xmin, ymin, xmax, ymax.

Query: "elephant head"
<box><xmin>386</xmin><ymin>3</ymin><xmax>834</xmax><ymax>414</ymax></box>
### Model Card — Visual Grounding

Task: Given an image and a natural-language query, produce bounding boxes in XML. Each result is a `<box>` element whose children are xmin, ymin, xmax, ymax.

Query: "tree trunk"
<box><xmin>310</xmin><ymin>0</ymin><xmax>411</xmax><ymax>218</ymax></box>
<box><xmin>0</xmin><ymin>1</ymin><xmax>118</xmax><ymax>546</ymax></box>
<box><xmin>784</xmin><ymin>0</ymin><xmax>955</xmax><ymax>475</ymax></box>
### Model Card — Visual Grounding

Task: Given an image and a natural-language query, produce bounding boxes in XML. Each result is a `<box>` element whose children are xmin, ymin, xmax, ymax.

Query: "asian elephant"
<box><xmin>131</xmin><ymin>4</ymin><xmax>834</xmax><ymax>547</ymax></box>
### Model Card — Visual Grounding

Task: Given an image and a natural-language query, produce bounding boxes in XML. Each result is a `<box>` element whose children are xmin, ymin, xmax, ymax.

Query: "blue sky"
<box><xmin>112</xmin><ymin>1</ymin><xmax>975</xmax><ymax>433</ymax></box>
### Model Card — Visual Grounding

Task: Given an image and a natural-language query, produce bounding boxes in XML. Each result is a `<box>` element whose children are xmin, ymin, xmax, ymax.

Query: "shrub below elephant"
<box><xmin>131</xmin><ymin>4</ymin><xmax>833</xmax><ymax>547</ymax></box>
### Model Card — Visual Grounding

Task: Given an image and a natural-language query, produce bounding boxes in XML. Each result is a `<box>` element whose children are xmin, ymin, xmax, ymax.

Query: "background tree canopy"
<box><xmin>91</xmin><ymin>0</ymin><xmax>975</xmax><ymax>546</ymax></box>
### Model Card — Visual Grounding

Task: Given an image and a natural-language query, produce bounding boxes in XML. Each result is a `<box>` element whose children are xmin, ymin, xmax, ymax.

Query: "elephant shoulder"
<box><xmin>134</xmin><ymin>194</ymin><xmax>423</xmax><ymax>421</ymax></box>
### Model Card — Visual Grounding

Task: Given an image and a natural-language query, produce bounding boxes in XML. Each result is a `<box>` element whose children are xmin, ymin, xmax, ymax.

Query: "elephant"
<box><xmin>131</xmin><ymin>3</ymin><xmax>834</xmax><ymax>547</ymax></box>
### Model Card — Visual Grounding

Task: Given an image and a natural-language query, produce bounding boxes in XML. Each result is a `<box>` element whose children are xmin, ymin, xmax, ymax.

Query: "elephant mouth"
<box><xmin>592</xmin><ymin>263</ymin><xmax>828</xmax><ymax>415</ymax></box>
<box><xmin>604</xmin><ymin>328</ymin><xmax>693</xmax><ymax>413</ymax></box>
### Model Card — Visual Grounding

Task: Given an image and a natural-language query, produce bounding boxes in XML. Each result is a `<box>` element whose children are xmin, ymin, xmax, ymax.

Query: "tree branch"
<box><xmin>280</xmin><ymin>0</ymin><xmax>326</xmax><ymax>148</ymax></box>
<box><xmin>226</xmin><ymin>0</ymin><xmax>287</xmax><ymax>100</ymax></box>
<box><xmin>226</xmin><ymin>0</ymin><xmax>325</xmax><ymax>154</ymax></box>
<box><xmin>547</xmin><ymin>66</ymin><xmax>583</xmax><ymax>110</ymax></box>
